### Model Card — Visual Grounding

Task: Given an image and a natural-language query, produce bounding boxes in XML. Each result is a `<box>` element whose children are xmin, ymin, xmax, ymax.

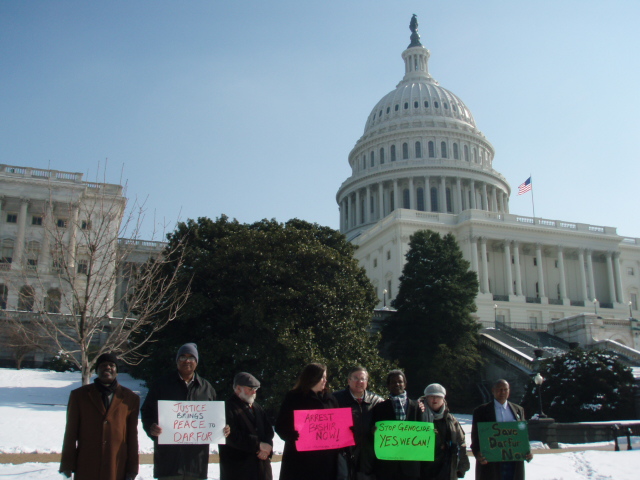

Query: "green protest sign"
<box><xmin>477</xmin><ymin>421</ymin><xmax>530</xmax><ymax>462</ymax></box>
<box><xmin>374</xmin><ymin>421</ymin><xmax>435</xmax><ymax>461</ymax></box>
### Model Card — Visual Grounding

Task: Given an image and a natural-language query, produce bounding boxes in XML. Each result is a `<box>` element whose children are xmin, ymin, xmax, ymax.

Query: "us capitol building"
<box><xmin>1</xmin><ymin>17</ymin><xmax>639</xmax><ymax>367</ymax></box>
<box><xmin>336</xmin><ymin>17</ymin><xmax>640</xmax><ymax>349</ymax></box>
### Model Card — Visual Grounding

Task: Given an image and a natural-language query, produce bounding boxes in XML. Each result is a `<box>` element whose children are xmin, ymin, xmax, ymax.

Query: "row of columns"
<box><xmin>356</xmin><ymin>137</ymin><xmax>490</xmax><ymax>168</ymax></box>
<box><xmin>470</xmin><ymin>237</ymin><xmax>625</xmax><ymax>304</ymax></box>
<box><xmin>340</xmin><ymin>176</ymin><xmax>509</xmax><ymax>231</ymax></box>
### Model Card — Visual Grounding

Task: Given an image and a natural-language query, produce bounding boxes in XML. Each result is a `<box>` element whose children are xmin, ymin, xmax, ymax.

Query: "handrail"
<box><xmin>479</xmin><ymin>333</ymin><xmax>534</xmax><ymax>370</ymax></box>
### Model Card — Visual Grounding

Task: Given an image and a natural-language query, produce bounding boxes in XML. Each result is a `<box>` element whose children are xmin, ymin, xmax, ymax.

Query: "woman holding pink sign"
<box><xmin>275</xmin><ymin>363</ymin><xmax>340</xmax><ymax>480</ymax></box>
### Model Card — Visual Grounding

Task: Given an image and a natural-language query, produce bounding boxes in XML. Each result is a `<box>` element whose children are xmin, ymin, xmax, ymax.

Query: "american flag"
<box><xmin>518</xmin><ymin>177</ymin><xmax>532</xmax><ymax>195</ymax></box>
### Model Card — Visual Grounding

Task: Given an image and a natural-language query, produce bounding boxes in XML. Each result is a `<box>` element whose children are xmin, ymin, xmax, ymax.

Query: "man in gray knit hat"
<box><xmin>141</xmin><ymin>343</ymin><xmax>229</xmax><ymax>480</ymax></box>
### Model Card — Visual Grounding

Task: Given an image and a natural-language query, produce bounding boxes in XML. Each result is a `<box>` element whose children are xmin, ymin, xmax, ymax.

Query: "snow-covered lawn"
<box><xmin>0</xmin><ymin>368</ymin><xmax>637</xmax><ymax>479</ymax></box>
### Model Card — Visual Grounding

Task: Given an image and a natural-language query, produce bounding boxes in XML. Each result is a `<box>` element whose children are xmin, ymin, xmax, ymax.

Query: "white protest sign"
<box><xmin>157</xmin><ymin>400</ymin><xmax>226</xmax><ymax>445</ymax></box>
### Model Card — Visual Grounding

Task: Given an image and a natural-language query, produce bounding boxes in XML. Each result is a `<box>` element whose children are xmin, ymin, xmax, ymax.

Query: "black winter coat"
<box><xmin>140</xmin><ymin>371</ymin><xmax>217</xmax><ymax>479</ymax></box>
<box><xmin>470</xmin><ymin>401</ymin><xmax>527</xmax><ymax>480</ymax></box>
<box><xmin>274</xmin><ymin>389</ymin><xmax>340</xmax><ymax>480</ymax></box>
<box><xmin>371</xmin><ymin>397</ymin><xmax>422</xmax><ymax>480</ymax></box>
<box><xmin>219</xmin><ymin>394</ymin><xmax>274</xmax><ymax>480</ymax></box>
<box><xmin>333</xmin><ymin>388</ymin><xmax>383</xmax><ymax>479</ymax></box>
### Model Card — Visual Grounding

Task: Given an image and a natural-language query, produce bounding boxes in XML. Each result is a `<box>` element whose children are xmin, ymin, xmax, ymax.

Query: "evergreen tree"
<box><xmin>132</xmin><ymin>216</ymin><xmax>393</xmax><ymax>415</ymax></box>
<box><xmin>379</xmin><ymin>230</ymin><xmax>481</xmax><ymax>405</ymax></box>
<box><xmin>522</xmin><ymin>349</ymin><xmax>635</xmax><ymax>422</ymax></box>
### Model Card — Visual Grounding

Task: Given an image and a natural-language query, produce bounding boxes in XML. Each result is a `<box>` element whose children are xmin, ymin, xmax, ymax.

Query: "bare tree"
<box><xmin>4</xmin><ymin>165</ymin><xmax>190</xmax><ymax>384</ymax></box>
<box><xmin>0</xmin><ymin>317</ymin><xmax>42</xmax><ymax>369</ymax></box>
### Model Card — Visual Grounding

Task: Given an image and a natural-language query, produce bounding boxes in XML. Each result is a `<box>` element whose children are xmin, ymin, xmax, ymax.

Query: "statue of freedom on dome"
<box><xmin>410</xmin><ymin>14</ymin><xmax>418</xmax><ymax>33</ymax></box>
<box><xmin>408</xmin><ymin>14</ymin><xmax>422</xmax><ymax>48</ymax></box>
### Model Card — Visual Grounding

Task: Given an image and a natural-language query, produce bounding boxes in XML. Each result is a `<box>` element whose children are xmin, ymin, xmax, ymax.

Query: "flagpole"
<box><xmin>530</xmin><ymin>173</ymin><xmax>536</xmax><ymax>220</ymax></box>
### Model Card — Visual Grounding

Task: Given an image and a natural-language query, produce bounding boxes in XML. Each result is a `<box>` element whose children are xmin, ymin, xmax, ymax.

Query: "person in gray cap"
<box><xmin>60</xmin><ymin>352</ymin><xmax>139</xmax><ymax>480</ymax></box>
<box><xmin>141</xmin><ymin>343</ymin><xmax>229</xmax><ymax>480</ymax></box>
<box><xmin>219</xmin><ymin>372</ymin><xmax>274</xmax><ymax>480</ymax></box>
<box><xmin>420</xmin><ymin>383</ymin><xmax>469</xmax><ymax>480</ymax></box>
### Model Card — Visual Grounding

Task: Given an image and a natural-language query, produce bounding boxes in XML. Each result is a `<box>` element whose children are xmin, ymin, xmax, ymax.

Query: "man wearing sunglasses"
<box><xmin>219</xmin><ymin>372</ymin><xmax>274</xmax><ymax>480</ymax></box>
<box><xmin>141</xmin><ymin>343</ymin><xmax>229</xmax><ymax>480</ymax></box>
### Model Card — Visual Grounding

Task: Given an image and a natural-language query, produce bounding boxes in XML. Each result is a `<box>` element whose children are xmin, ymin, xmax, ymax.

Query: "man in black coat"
<box><xmin>470</xmin><ymin>379</ymin><xmax>533</xmax><ymax>480</ymax></box>
<box><xmin>141</xmin><ymin>343</ymin><xmax>229</xmax><ymax>480</ymax></box>
<box><xmin>334</xmin><ymin>366</ymin><xmax>383</xmax><ymax>480</ymax></box>
<box><xmin>371</xmin><ymin>370</ymin><xmax>422</xmax><ymax>480</ymax></box>
<box><xmin>219</xmin><ymin>372</ymin><xmax>274</xmax><ymax>480</ymax></box>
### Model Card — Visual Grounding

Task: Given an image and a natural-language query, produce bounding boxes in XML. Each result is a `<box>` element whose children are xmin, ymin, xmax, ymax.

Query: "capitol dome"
<box><xmin>363</xmin><ymin>80</ymin><xmax>477</xmax><ymax>136</ymax></box>
<box><xmin>333</xmin><ymin>15</ymin><xmax>639</xmax><ymax>343</ymax></box>
<box><xmin>337</xmin><ymin>15</ymin><xmax>511</xmax><ymax>238</ymax></box>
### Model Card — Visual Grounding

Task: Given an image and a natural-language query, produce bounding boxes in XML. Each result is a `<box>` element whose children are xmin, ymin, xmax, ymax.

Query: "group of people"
<box><xmin>59</xmin><ymin>345</ymin><xmax>532</xmax><ymax>480</ymax></box>
<box><xmin>274</xmin><ymin>364</ymin><xmax>469</xmax><ymax>480</ymax></box>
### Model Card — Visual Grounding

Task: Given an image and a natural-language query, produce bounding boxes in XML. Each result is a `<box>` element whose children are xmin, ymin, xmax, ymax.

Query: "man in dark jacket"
<box><xmin>60</xmin><ymin>352</ymin><xmax>139</xmax><ymax>480</ymax></box>
<box><xmin>470</xmin><ymin>379</ymin><xmax>533</xmax><ymax>480</ymax></box>
<box><xmin>371</xmin><ymin>370</ymin><xmax>422</xmax><ymax>480</ymax></box>
<box><xmin>219</xmin><ymin>372</ymin><xmax>274</xmax><ymax>480</ymax></box>
<box><xmin>334</xmin><ymin>366</ymin><xmax>383</xmax><ymax>480</ymax></box>
<box><xmin>141</xmin><ymin>343</ymin><xmax>229</xmax><ymax>480</ymax></box>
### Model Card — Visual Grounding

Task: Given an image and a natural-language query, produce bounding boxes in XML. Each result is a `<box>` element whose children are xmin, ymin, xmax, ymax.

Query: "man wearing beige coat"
<box><xmin>60</xmin><ymin>353</ymin><xmax>139</xmax><ymax>480</ymax></box>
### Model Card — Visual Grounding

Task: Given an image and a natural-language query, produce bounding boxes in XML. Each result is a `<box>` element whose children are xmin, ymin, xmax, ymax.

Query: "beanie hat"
<box><xmin>176</xmin><ymin>343</ymin><xmax>199</xmax><ymax>363</ymax></box>
<box><xmin>95</xmin><ymin>353</ymin><xmax>119</xmax><ymax>372</ymax></box>
<box><xmin>424</xmin><ymin>383</ymin><xmax>446</xmax><ymax>397</ymax></box>
<box><xmin>234</xmin><ymin>372</ymin><xmax>261</xmax><ymax>388</ymax></box>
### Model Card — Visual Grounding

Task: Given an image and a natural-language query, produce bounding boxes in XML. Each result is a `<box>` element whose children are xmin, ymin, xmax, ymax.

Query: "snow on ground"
<box><xmin>0</xmin><ymin>368</ymin><xmax>638</xmax><ymax>479</ymax></box>
<box><xmin>0</xmin><ymin>368</ymin><xmax>155</xmax><ymax>454</ymax></box>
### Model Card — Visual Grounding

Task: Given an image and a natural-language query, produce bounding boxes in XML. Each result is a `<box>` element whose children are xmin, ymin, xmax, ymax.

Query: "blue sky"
<box><xmin>2</xmin><ymin>1</ymin><xmax>639</xmax><ymax>240</ymax></box>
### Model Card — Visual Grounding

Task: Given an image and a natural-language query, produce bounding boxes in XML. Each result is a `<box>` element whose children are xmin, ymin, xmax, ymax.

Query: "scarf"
<box><xmin>423</xmin><ymin>400</ymin><xmax>447</xmax><ymax>423</ymax></box>
<box><xmin>390</xmin><ymin>392</ymin><xmax>407</xmax><ymax>420</ymax></box>
<box><xmin>94</xmin><ymin>377</ymin><xmax>119</xmax><ymax>411</ymax></box>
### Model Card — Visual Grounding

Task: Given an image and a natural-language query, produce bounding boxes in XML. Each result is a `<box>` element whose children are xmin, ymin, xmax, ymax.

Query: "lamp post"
<box><xmin>593</xmin><ymin>298</ymin><xmax>598</xmax><ymax>315</ymax></box>
<box><xmin>383</xmin><ymin>289</ymin><xmax>387</xmax><ymax>308</ymax></box>
<box><xmin>494</xmin><ymin>304</ymin><xmax>498</xmax><ymax>328</ymax></box>
<box><xmin>534</xmin><ymin>372</ymin><xmax>546</xmax><ymax>418</ymax></box>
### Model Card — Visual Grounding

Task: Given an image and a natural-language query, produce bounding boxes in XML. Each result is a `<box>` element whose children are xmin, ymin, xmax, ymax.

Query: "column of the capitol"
<box><xmin>480</xmin><ymin>237</ymin><xmax>490</xmax><ymax>294</ymax></box>
<box><xmin>606</xmin><ymin>252</ymin><xmax>617</xmax><ymax>306</ymax></box>
<box><xmin>535</xmin><ymin>243</ymin><xmax>547</xmax><ymax>301</ymax></box>
<box><xmin>470</xmin><ymin>180</ymin><xmax>477</xmax><ymax>209</ymax></box>
<box><xmin>578</xmin><ymin>249</ymin><xmax>589</xmax><ymax>303</ymax></box>
<box><xmin>557</xmin><ymin>246</ymin><xmax>568</xmax><ymax>305</ymax></box>
<box><xmin>409</xmin><ymin>177</ymin><xmax>415</xmax><ymax>209</ymax></box>
<box><xmin>612</xmin><ymin>252</ymin><xmax>624</xmax><ymax>307</ymax></box>
<box><xmin>504</xmin><ymin>241</ymin><xmax>513</xmax><ymax>297</ymax></box>
<box><xmin>482</xmin><ymin>183</ymin><xmax>489</xmax><ymax>211</ymax></box>
<box><xmin>12</xmin><ymin>199</ymin><xmax>29</xmax><ymax>270</ymax></box>
<box><xmin>364</xmin><ymin>186</ymin><xmax>371</xmax><ymax>224</ymax></box>
<box><xmin>586</xmin><ymin>250</ymin><xmax>596</xmax><ymax>303</ymax></box>
<box><xmin>424</xmin><ymin>176</ymin><xmax>431</xmax><ymax>211</ymax></box>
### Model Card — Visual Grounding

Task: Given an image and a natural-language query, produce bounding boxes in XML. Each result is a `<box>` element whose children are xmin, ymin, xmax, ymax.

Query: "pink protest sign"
<box><xmin>294</xmin><ymin>407</ymin><xmax>355</xmax><ymax>451</ymax></box>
